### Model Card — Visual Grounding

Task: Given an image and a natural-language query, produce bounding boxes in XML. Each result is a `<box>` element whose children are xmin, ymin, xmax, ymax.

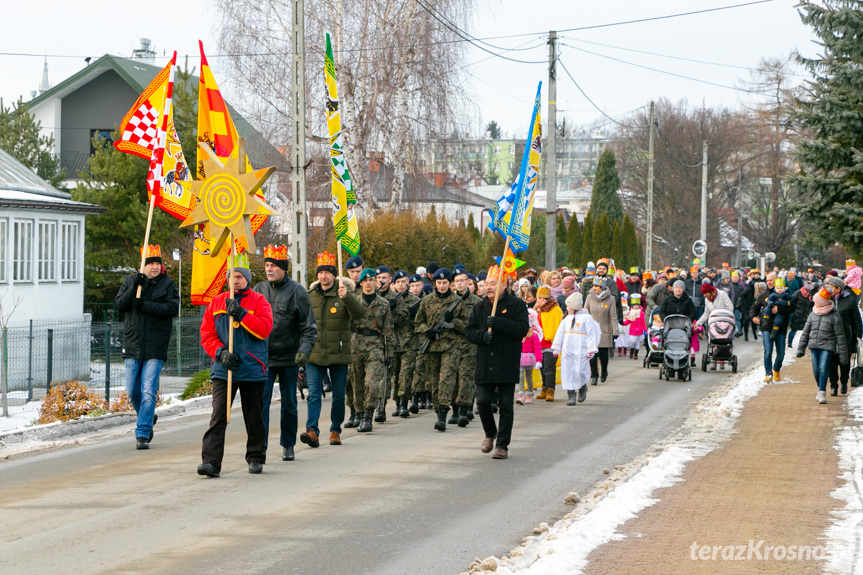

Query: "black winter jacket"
<box><xmin>658</xmin><ymin>293</ymin><xmax>698</xmax><ymax>321</ymax></box>
<box><xmin>464</xmin><ymin>291</ymin><xmax>529</xmax><ymax>385</ymax></box>
<box><xmin>750</xmin><ymin>288</ymin><xmax>794</xmax><ymax>333</ymax></box>
<box><xmin>789</xmin><ymin>290</ymin><xmax>813</xmax><ymax>331</ymax></box>
<box><xmin>115</xmin><ymin>272</ymin><xmax>179</xmax><ymax>360</ymax></box>
<box><xmin>253</xmin><ymin>275</ymin><xmax>317</xmax><ymax>366</ymax></box>
<box><xmin>836</xmin><ymin>290</ymin><xmax>862</xmax><ymax>355</ymax></box>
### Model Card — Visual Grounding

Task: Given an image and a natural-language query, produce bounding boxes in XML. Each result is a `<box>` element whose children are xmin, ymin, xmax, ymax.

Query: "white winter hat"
<box><xmin>565</xmin><ymin>292</ymin><xmax>583</xmax><ymax>311</ymax></box>
<box><xmin>416</xmin><ymin>266</ymin><xmax>427</xmax><ymax>275</ymax></box>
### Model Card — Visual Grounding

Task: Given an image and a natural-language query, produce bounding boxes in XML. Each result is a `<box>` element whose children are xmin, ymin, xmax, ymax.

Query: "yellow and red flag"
<box><xmin>190</xmin><ymin>41</ymin><xmax>269</xmax><ymax>305</ymax></box>
<box><xmin>115</xmin><ymin>52</ymin><xmax>194</xmax><ymax>219</ymax></box>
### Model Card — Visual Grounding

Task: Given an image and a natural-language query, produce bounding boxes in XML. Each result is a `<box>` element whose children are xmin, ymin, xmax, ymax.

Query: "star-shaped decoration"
<box><xmin>494</xmin><ymin>245</ymin><xmax>525</xmax><ymax>280</ymax></box>
<box><xmin>180</xmin><ymin>139</ymin><xmax>275</xmax><ymax>256</ymax></box>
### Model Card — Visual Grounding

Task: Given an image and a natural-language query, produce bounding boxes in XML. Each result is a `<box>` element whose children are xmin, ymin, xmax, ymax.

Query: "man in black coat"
<box><xmin>658</xmin><ymin>280</ymin><xmax>698</xmax><ymax>321</ymax></box>
<box><xmin>464</xmin><ymin>267</ymin><xmax>529</xmax><ymax>460</ymax></box>
<box><xmin>114</xmin><ymin>244</ymin><xmax>179</xmax><ymax>450</ymax></box>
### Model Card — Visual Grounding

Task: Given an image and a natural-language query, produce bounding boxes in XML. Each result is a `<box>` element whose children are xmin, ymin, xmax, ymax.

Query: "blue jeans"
<box><xmin>262</xmin><ymin>365</ymin><xmax>298</xmax><ymax>450</ymax></box>
<box><xmin>124</xmin><ymin>358</ymin><xmax>163</xmax><ymax>439</ymax></box>
<box><xmin>305</xmin><ymin>363</ymin><xmax>348</xmax><ymax>435</ymax></box>
<box><xmin>734</xmin><ymin>309</ymin><xmax>742</xmax><ymax>335</ymax></box>
<box><xmin>762</xmin><ymin>331</ymin><xmax>786</xmax><ymax>375</ymax></box>
<box><xmin>787</xmin><ymin>330</ymin><xmax>797</xmax><ymax>348</ymax></box>
<box><xmin>810</xmin><ymin>348</ymin><xmax>833</xmax><ymax>392</ymax></box>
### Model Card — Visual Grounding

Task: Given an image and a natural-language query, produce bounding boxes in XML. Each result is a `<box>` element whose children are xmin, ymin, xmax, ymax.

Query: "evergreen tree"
<box><xmin>790</xmin><ymin>0</ymin><xmax>863</xmax><ymax>257</ymax></box>
<box><xmin>485</xmin><ymin>120</ymin><xmax>502</xmax><ymax>139</ymax></box>
<box><xmin>0</xmin><ymin>98</ymin><xmax>65</xmax><ymax>186</ymax></box>
<box><xmin>611</xmin><ymin>220</ymin><xmax>624</xmax><ymax>269</ymax></box>
<box><xmin>589</xmin><ymin>149</ymin><xmax>624</xmax><ymax>226</ymax></box>
<box><xmin>467</xmin><ymin>212</ymin><xmax>481</xmax><ymax>243</ymax></box>
<box><xmin>621</xmin><ymin>213</ymin><xmax>639</xmax><ymax>269</ymax></box>
<box><xmin>580</xmin><ymin>211</ymin><xmax>594</xmax><ymax>266</ymax></box>
<box><xmin>567</xmin><ymin>215</ymin><xmax>582</xmax><ymax>269</ymax></box>
<box><xmin>555</xmin><ymin>213</ymin><xmax>568</xmax><ymax>268</ymax></box>
<box><xmin>525</xmin><ymin>214</ymin><xmax>546</xmax><ymax>269</ymax></box>
<box><xmin>593</xmin><ymin>212</ymin><xmax>612</xmax><ymax>259</ymax></box>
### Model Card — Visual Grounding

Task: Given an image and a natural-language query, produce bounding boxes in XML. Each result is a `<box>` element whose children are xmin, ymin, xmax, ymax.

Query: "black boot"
<box><xmin>392</xmin><ymin>398</ymin><xmax>401</xmax><ymax>418</ymax></box>
<box><xmin>841</xmin><ymin>381</ymin><xmax>848</xmax><ymax>395</ymax></box>
<box><xmin>491</xmin><ymin>402</ymin><xmax>498</xmax><ymax>414</ymax></box>
<box><xmin>344</xmin><ymin>406</ymin><xmax>359</xmax><ymax>429</ymax></box>
<box><xmin>374</xmin><ymin>399</ymin><xmax>386</xmax><ymax>423</ymax></box>
<box><xmin>358</xmin><ymin>410</ymin><xmax>373</xmax><ymax>432</ymax></box>
<box><xmin>457</xmin><ymin>404</ymin><xmax>469</xmax><ymax>427</ymax></box>
<box><xmin>448</xmin><ymin>407</ymin><xmax>459</xmax><ymax>425</ymax></box>
<box><xmin>467</xmin><ymin>401</ymin><xmax>475</xmax><ymax>420</ymax></box>
<box><xmin>399</xmin><ymin>397</ymin><xmax>410</xmax><ymax>417</ymax></box>
<box><xmin>409</xmin><ymin>393</ymin><xmax>420</xmax><ymax>414</ymax></box>
<box><xmin>424</xmin><ymin>392</ymin><xmax>434</xmax><ymax>410</ymax></box>
<box><xmin>434</xmin><ymin>406</ymin><xmax>449</xmax><ymax>431</ymax></box>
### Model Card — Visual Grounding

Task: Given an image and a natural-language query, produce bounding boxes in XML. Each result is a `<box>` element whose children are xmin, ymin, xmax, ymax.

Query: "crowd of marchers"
<box><xmin>114</xmin><ymin>246</ymin><xmax>862</xmax><ymax>475</ymax></box>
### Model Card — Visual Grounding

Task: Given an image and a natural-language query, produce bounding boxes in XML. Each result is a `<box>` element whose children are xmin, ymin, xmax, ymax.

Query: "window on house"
<box><xmin>0</xmin><ymin>218</ymin><xmax>6</xmax><ymax>283</ymax></box>
<box><xmin>509</xmin><ymin>145</ymin><xmax>515</xmax><ymax>154</ymax></box>
<box><xmin>61</xmin><ymin>221</ymin><xmax>79</xmax><ymax>281</ymax></box>
<box><xmin>508</xmin><ymin>162</ymin><xmax>514</xmax><ymax>170</ymax></box>
<box><xmin>13</xmin><ymin>219</ymin><xmax>33</xmax><ymax>282</ymax></box>
<box><xmin>38</xmin><ymin>220</ymin><xmax>56</xmax><ymax>282</ymax></box>
<box><xmin>494</xmin><ymin>146</ymin><xmax>500</xmax><ymax>153</ymax></box>
<box><xmin>90</xmin><ymin>129</ymin><xmax>114</xmax><ymax>155</ymax></box>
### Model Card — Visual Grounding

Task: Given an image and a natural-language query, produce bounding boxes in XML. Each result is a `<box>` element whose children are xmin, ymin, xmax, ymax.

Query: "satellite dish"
<box><xmin>765</xmin><ymin>252</ymin><xmax>776</xmax><ymax>263</ymax></box>
<box><xmin>747</xmin><ymin>249</ymin><xmax>758</xmax><ymax>261</ymax></box>
<box><xmin>692</xmin><ymin>240</ymin><xmax>707</xmax><ymax>258</ymax></box>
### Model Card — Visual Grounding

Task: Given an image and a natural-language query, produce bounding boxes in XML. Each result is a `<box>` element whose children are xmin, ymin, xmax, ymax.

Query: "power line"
<box><xmin>560</xmin><ymin>44</ymin><xmax>769</xmax><ymax>95</ymax></box>
<box><xmin>556</xmin><ymin>58</ymin><xmax>639</xmax><ymax>129</ymax></box>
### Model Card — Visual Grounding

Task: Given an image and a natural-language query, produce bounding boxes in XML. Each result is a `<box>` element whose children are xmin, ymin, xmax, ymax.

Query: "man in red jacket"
<box><xmin>198</xmin><ymin>252</ymin><xmax>273</xmax><ymax>477</ymax></box>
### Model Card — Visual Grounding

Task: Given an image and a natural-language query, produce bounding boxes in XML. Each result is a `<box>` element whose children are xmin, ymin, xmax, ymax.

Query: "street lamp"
<box><xmin>172</xmin><ymin>248</ymin><xmax>181</xmax><ymax>376</ymax></box>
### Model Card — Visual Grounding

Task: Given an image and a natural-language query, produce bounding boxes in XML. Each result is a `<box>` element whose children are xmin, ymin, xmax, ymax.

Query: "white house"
<box><xmin>0</xmin><ymin>147</ymin><xmax>104</xmax><ymax>327</ymax></box>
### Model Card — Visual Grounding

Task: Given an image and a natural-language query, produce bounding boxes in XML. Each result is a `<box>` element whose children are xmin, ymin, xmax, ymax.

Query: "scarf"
<box><xmin>812</xmin><ymin>292</ymin><xmax>833</xmax><ymax>315</ymax></box>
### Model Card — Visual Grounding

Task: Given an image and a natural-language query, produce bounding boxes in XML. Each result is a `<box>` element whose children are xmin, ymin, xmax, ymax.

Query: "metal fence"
<box><xmin>1</xmin><ymin>313</ymin><xmax>211</xmax><ymax>407</ymax></box>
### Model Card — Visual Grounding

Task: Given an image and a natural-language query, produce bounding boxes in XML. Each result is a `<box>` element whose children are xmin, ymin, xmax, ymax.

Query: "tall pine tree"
<box><xmin>621</xmin><ymin>213</ymin><xmax>639</xmax><ymax>269</ymax></box>
<box><xmin>0</xmin><ymin>99</ymin><xmax>64</xmax><ymax>186</ymax></box>
<box><xmin>611</xmin><ymin>220</ymin><xmax>624</xmax><ymax>270</ymax></box>
<box><xmin>567</xmin><ymin>215</ymin><xmax>583</xmax><ymax>268</ymax></box>
<box><xmin>589</xmin><ymin>149</ymin><xmax>624</xmax><ymax>226</ymax></box>
<box><xmin>593</xmin><ymin>212</ymin><xmax>612</xmax><ymax>259</ymax></box>
<box><xmin>556</xmin><ymin>213</ymin><xmax>568</xmax><ymax>267</ymax></box>
<box><xmin>580</xmin><ymin>211</ymin><xmax>594</xmax><ymax>267</ymax></box>
<box><xmin>791</xmin><ymin>0</ymin><xmax>863</xmax><ymax>257</ymax></box>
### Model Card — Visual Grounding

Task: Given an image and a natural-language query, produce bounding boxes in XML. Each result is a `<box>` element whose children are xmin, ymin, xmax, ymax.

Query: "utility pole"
<box><xmin>700</xmin><ymin>140</ymin><xmax>708</xmax><ymax>268</ymax></box>
<box><xmin>736</xmin><ymin>167</ymin><xmax>743</xmax><ymax>268</ymax></box>
<box><xmin>292</xmin><ymin>0</ymin><xmax>308</xmax><ymax>285</ymax></box>
<box><xmin>545</xmin><ymin>30</ymin><xmax>558</xmax><ymax>271</ymax></box>
<box><xmin>646</xmin><ymin>101</ymin><xmax>655</xmax><ymax>270</ymax></box>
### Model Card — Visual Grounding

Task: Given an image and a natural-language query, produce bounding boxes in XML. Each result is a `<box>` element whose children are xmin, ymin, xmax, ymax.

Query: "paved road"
<box><xmin>0</xmin><ymin>341</ymin><xmax>763</xmax><ymax>575</ymax></box>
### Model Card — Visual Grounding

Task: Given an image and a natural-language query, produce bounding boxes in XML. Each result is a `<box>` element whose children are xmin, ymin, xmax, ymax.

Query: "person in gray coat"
<box><xmin>796</xmin><ymin>289</ymin><xmax>848</xmax><ymax>404</ymax></box>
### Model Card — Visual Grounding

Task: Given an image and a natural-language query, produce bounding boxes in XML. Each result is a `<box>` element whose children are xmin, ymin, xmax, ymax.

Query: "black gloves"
<box><xmin>482</xmin><ymin>331</ymin><xmax>493</xmax><ymax>344</ymax></box>
<box><xmin>796</xmin><ymin>352</ymin><xmax>804</xmax><ymax>358</ymax></box>
<box><xmin>225</xmin><ymin>298</ymin><xmax>246</xmax><ymax>320</ymax></box>
<box><xmin>219</xmin><ymin>349</ymin><xmax>240</xmax><ymax>371</ymax></box>
<box><xmin>486</xmin><ymin>316</ymin><xmax>497</xmax><ymax>329</ymax></box>
<box><xmin>134</xmin><ymin>297</ymin><xmax>144</xmax><ymax>312</ymax></box>
<box><xmin>443</xmin><ymin>310</ymin><xmax>454</xmax><ymax>322</ymax></box>
<box><xmin>295</xmin><ymin>352</ymin><xmax>309</xmax><ymax>367</ymax></box>
<box><xmin>134</xmin><ymin>272</ymin><xmax>147</xmax><ymax>287</ymax></box>
<box><xmin>427</xmin><ymin>328</ymin><xmax>440</xmax><ymax>341</ymax></box>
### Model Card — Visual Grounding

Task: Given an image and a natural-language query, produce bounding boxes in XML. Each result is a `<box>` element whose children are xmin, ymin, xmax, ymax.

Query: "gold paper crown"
<box><xmin>140</xmin><ymin>244</ymin><xmax>161</xmax><ymax>259</ymax></box>
<box><xmin>317</xmin><ymin>251</ymin><xmax>336</xmax><ymax>267</ymax></box>
<box><xmin>487</xmin><ymin>264</ymin><xmax>501</xmax><ymax>281</ymax></box>
<box><xmin>263</xmin><ymin>244</ymin><xmax>288</xmax><ymax>260</ymax></box>
<box><xmin>847</xmin><ymin>259</ymin><xmax>857</xmax><ymax>269</ymax></box>
<box><xmin>229</xmin><ymin>251</ymin><xmax>250</xmax><ymax>270</ymax></box>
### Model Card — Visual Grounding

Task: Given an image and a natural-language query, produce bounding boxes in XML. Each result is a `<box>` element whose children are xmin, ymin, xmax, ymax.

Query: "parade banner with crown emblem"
<box><xmin>325</xmin><ymin>32</ymin><xmax>361</xmax><ymax>257</ymax></box>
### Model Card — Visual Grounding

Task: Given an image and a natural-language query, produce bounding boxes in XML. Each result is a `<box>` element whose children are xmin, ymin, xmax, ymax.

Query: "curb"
<box><xmin>0</xmin><ymin>396</ymin><xmax>213</xmax><ymax>450</ymax></box>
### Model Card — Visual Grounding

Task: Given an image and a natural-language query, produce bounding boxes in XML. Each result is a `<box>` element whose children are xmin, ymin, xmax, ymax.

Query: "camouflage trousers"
<box><xmin>424</xmin><ymin>349</ymin><xmax>459</xmax><ymax>409</ymax></box>
<box><xmin>396</xmin><ymin>349</ymin><xmax>419</xmax><ymax>398</ymax></box>
<box><xmin>352</xmin><ymin>343</ymin><xmax>387</xmax><ymax>412</ymax></box>
<box><xmin>412</xmin><ymin>352</ymin><xmax>429</xmax><ymax>394</ymax></box>
<box><xmin>388</xmin><ymin>351</ymin><xmax>402</xmax><ymax>400</ymax></box>
<box><xmin>453</xmin><ymin>346</ymin><xmax>477</xmax><ymax>406</ymax></box>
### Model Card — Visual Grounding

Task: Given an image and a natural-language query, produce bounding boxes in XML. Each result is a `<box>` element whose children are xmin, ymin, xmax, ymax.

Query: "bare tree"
<box><xmin>215</xmin><ymin>0</ymin><xmax>471</xmax><ymax>211</ymax></box>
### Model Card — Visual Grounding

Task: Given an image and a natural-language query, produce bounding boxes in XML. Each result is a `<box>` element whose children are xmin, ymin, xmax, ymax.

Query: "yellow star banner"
<box><xmin>180</xmin><ymin>140</ymin><xmax>275</xmax><ymax>256</ymax></box>
<box><xmin>493</xmin><ymin>244</ymin><xmax>525</xmax><ymax>280</ymax></box>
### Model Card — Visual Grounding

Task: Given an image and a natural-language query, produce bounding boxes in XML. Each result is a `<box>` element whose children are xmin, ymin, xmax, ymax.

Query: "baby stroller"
<box><xmin>643</xmin><ymin>310</ymin><xmax>664</xmax><ymax>368</ymax></box>
<box><xmin>702</xmin><ymin>308</ymin><xmax>738</xmax><ymax>372</ymax></box>
<box><xmin>659</xmin><ymin>314</ymin><xmax>692</xmax><ymax>381</ymax></box>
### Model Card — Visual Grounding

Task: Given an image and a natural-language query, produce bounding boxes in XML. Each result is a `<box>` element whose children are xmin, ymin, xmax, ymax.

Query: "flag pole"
<box><xmin>137</xmin><ymin>194</ymin><xmax>157</xmax><ymax>298</ymax></box>
<box><xmin>226</xmin><ymin>236</ymin><xmax>235</xmax><ymax>424</ymax></box>
<box><xmin>337</xmin><ymin>243</ymin><xmax>343</xmax><ymax>284</ymax></box>
<box><xmin>489</xmin><ymin>235</ymin><xmax>512</xmax><ymax>331</ymax></box>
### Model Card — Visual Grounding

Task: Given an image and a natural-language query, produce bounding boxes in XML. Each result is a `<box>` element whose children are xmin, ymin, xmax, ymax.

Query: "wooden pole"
<box><xmin>337</xmin><ymin>243</ymin><xmax>343</xmax><ymax>285</ymax></box>
<box><xmin>226</xmin><ymin>237</ymin><xmax>235</xmax><ymax>424</ymax></box>
<box><xmin>137</xmin><ymin>194</ymin><xmax>157</xmax><ymax>298</ymax></box>
<box><xmin>489</xmin><ymin>235</ymin><xmax>512</xmax><ymax>331</ymax></box>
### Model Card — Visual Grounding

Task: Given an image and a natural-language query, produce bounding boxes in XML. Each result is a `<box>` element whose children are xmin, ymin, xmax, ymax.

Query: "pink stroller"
<box><xmin>701</xmin><ymin>308</ymin><xmax>738</xmax><ymax>372</ymax></box>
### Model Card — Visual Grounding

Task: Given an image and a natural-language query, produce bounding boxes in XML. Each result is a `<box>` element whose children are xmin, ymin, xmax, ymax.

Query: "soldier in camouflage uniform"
<box><xmin>388</xmin><ymin>271</ymin><xmax>421</xmax><ymax>417</ymax></box>
<box><xmin>414</xmin><ymin>268</ymin><xmax>467</xmax><ymax>431</ymax></box>
<box><xmin>343</xmin><ymin>256</ymin><xmax>364</xmax><ymax>429</ymax></box>
<box><xmin>351</xmin><ymin>268</ymin><xmax>393</xmax><ymax>433</ymax></box>
<box><xmin>450</xmin><ymin>269</ymin><xmax>481</xmax><ymax>427</ymax></box>
<box><xmin>373</xmin><ymin>265</ymin><xmax>407</xmax><ymax>422</ymax></box>
<box><xmin>408</xmin><ymin>274</ymin><xmax>430</xmax><ymax>412</ymax></box>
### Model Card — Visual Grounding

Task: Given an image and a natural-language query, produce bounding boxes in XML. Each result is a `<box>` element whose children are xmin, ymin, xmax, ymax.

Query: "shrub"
<box><xmin>180</xmin><ymin>369</ymin><xmax>213</xmax><ymax>400</ymax></box>
<box><xmin>37</xmin><ymin>381</ymin><xmax>108</xmax><ymax>424</ymax></box>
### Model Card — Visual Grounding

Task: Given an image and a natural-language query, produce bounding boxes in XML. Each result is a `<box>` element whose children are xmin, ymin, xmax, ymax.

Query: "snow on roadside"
<box><xmin>465</xmin><ymin>357</ymin><xmax>798</xmax><ymax>575</ymax></box>
<box><xmin>825</xmin><ymin>385</ymin><xmax>863</xmax><ymax>575</ymax></box>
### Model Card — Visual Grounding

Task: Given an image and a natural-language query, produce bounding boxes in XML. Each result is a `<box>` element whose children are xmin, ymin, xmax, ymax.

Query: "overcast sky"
<box><xmin>1</xmin><ymin>0</ymin><xmax>816</xmax><ymax>140</ymax></box>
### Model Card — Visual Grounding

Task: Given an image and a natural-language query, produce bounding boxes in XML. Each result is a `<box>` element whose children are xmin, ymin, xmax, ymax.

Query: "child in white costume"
<box><xmin>552</xmin><ymin>292</ymin><xmax>601</xmax><ymax>406</ymax></box>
